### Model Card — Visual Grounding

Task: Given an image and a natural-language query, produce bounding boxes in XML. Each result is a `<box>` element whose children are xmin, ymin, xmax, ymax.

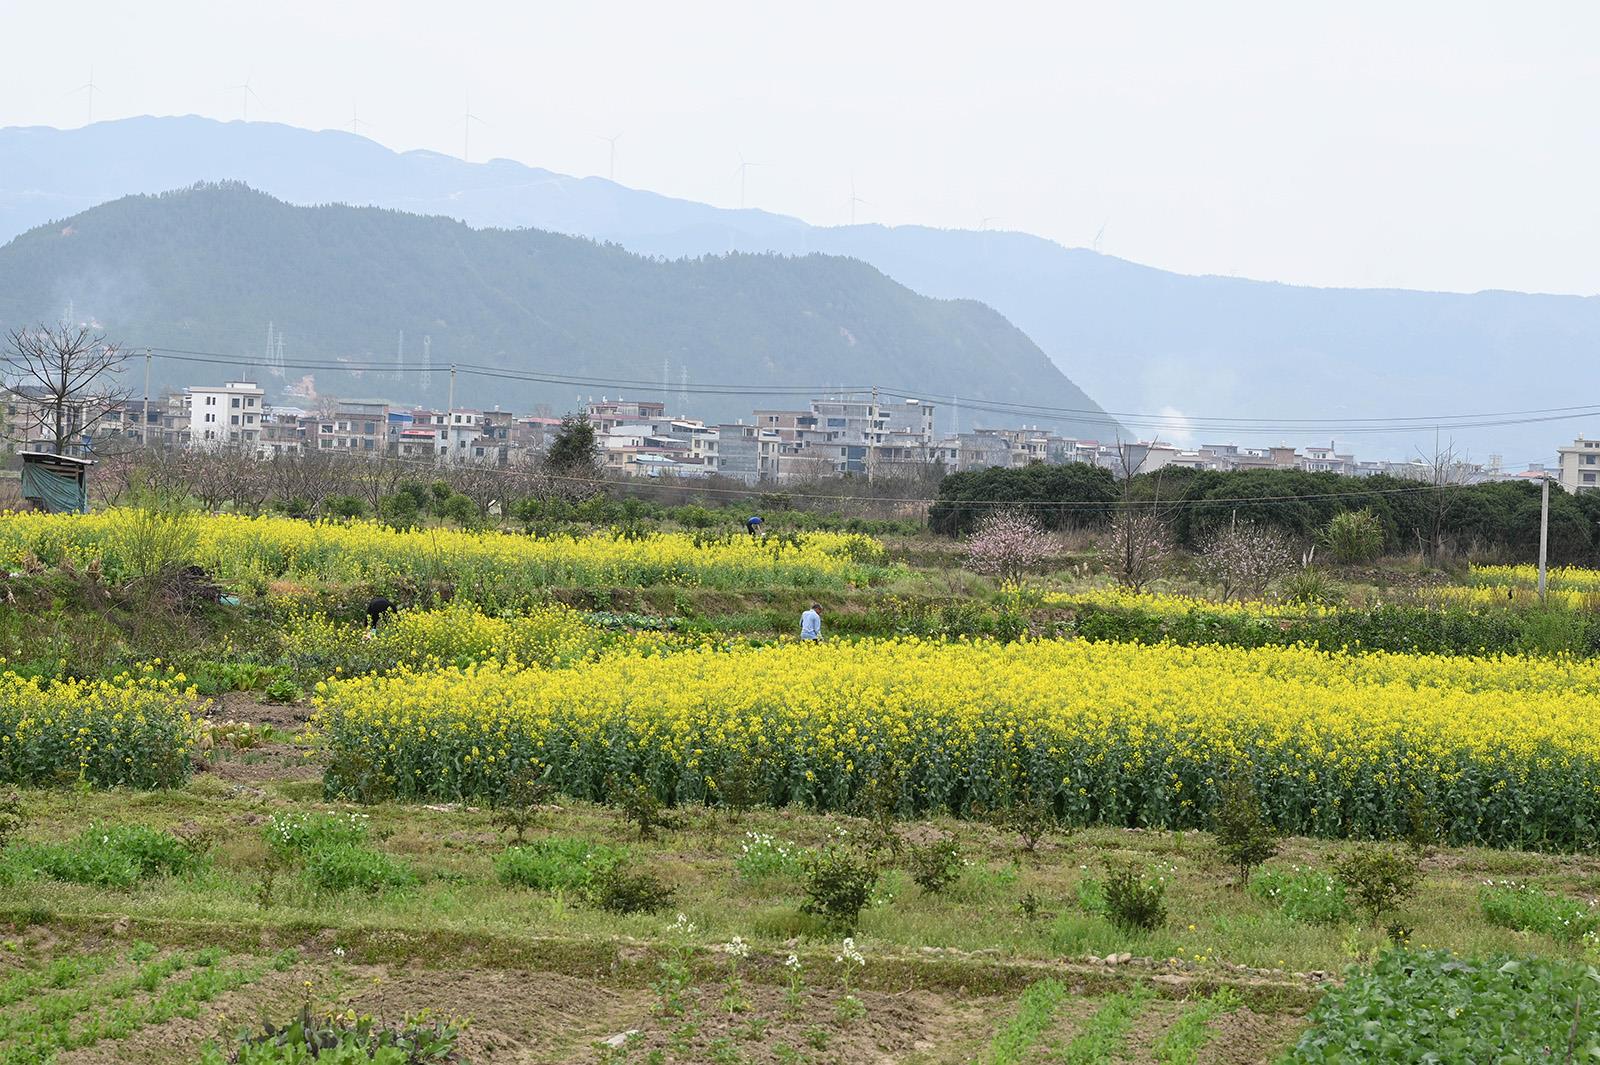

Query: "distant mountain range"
<box><xmin>3</xmin><ymin>116</ymin><xmax>1598</xmax><ymax>459</ymax></box>
<box><xmin>0</xmin><ymin>183</ymin><xmax>1117</xmax><ymax>436</ymax></box>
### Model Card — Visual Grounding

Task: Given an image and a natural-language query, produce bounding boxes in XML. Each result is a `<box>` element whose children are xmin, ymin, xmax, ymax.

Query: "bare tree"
<box><xmin>1417</xmin><ymin>437</ymin><xmax>1470</xmax><ymax>560</ymax></box>
<box><xmin>183</xmin><ymin>448</ymin><xmax>234</xmax><ymax>512</ymax></box>
<box><xmin>1106</xmin><ymin>436</ymin><xmax>1173</xmax><ymax>591</ymax></box>
<box><xmin>1195</xmin><ymin>522</ymin><xmax>1299</xmax><ymax>601</ymax></box>
<box><xmin>267</xmin><ymin>451</ymin><xmax>346</xmax><ymax>517</ymax></box>
<box><xmin>1</xmin><ymin>324</ymin><xmax>131</xmax><ymax>454</ymax></box>
<box><xmin>215</xmin><ymin>443</ymin><xmax>272</xmax><ymax>515</ymax></box>
<box><xmin>1106</xmin><ymin>509</ymin><xmax>1172</xmax><ymax>591</ymax></box>
<box><xmin>349</xmin><ymin>447</ymin><xmax>407</xmax><ymax>515</ymax></box>
<box><xmin>447</xmin><ymin>458</ymin><xmax>506</xmax><ymax>517</ymax></box>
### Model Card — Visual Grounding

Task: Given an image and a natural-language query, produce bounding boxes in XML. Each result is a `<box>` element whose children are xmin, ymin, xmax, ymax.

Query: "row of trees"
<box><xmin>932</xmin><ymin>462</ymin><xmax>1600</xmax><ymax>566</ymax></box>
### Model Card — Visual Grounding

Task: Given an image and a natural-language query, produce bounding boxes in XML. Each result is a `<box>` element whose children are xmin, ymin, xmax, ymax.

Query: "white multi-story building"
<box><xmin>1557</xmin><ymin>437</ymin><xmax>1600</xmax><ymax>493</ymax></box>
<box><xmin>185</xmin><ymin>381</ymin><xmax>264</xmax><ymax>448</ymax></box>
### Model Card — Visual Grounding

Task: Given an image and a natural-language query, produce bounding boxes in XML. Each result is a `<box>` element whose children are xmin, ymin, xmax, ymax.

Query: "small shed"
<box><xmin>18</xmin><ymin>452</ymin><xmax>94</xmax><ymax>514</ymax></box>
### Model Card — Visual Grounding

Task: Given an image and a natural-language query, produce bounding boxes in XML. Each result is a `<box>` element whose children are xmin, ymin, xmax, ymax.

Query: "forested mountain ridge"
<box><xmin>0</xmin><ymin>182</ymin><xmax>1117</xmax><ymax>434</ymax></box>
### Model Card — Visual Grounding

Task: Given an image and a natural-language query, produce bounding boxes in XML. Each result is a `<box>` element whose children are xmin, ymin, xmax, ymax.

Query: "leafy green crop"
<box><xmin>1286</xmin><ymin>949</ymin><xmax>1600</xmax><ymax>1063</ymax></box>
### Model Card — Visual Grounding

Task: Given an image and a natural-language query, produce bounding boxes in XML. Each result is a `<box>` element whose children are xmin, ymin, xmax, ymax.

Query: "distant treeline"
<box><xmin>928</xmin><ymin>464</ymin><xmax>1600</xmax><ymax>564</ymax></box>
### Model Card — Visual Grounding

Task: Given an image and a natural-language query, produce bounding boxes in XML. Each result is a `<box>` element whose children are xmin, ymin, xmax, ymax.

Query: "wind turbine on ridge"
<box><xmin>735</xmin><ymin>151</ymin><xmax>765</xmax><ymax>210</ymax></box>
<box><xmin>67</xmin><ymin>67</ymin><xmax>99</xmax><ymax>125</ymax></box>
<box><xmin>847</xmin><ymin>178</ymin><xmax>870</xmax><ymax>225</ymax></box>
<box><xmin>597</xmin><ymin>133</ymin><xmax>621</xmax><ymax>181</ymax></box>
<box><xmin>463</xmin><ymin>92</ymin><xmax>489</xmax><ymax>162</ymax></box>
<box><xmin>229</xmin><ymin>72</ymin><xmax>263</xmax><ymax>121</ymax></box>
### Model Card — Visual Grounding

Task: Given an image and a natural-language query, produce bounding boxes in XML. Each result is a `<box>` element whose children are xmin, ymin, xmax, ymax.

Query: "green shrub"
<box><xmin>1101</xmin><ymin>862</ymin><xmax>1167</xmax><ymax>932</ymax></box>
<box><xmin>300</xmin><ymin>842</ymin><xmax>414</xmax><ymax>895</ymax></box>
<box><xmin>325</xmin><ymin>496</ymin><xmax>367</xmax><ymax>520</ymax></box>
<box><xmin>1281</xmin><ymin>566</ymin><xmax>1344</xmax><ymax>607</ymax></box>
<box><xmin>906</xmin><ymin>835</ymin><xmax>964</xmax><ymax>895</ymax></box>
<box><xmin>8</xmin><ymin>824</ymin><xmax>206</xmax><ymax>888</ymax></box>
<box><xmin>1479</xmin><ymin>882</ymin><xmax>1600</xmax><ymax>943</ymax></box>
<box><xmin>262</xmin><ymin>676</ymin><xmax>302</xmax><ymax>704</ymax></box>
<box><xmin>1332</xmin><ymin>844</ymin><xmax>1422</xmax><ymax>926</ymax></box>
<box><xmin>494</xmin><ymin>837</ymin><xmax>625</xmax><ymax>893</ymax></box>
<box><xmin>585</xmin><ymin>862</ymin><xmax>675</xmax><ymax>915</ymax></box>
<box><xmin>1249</xmin><ymin>866</ymin><xmax>1352</xmax><ymax>925</ymax></box>
<box><xmin>801</xmin><ymin>846</ymin><xmax>879</xmax><ymax>930</ymax></box>
<box><xmin>0</xmin><ymin>791</ymin><xmax>22</xmax><ymax>850</ymax></box>
<box><xmin>1211</xmin><ymin>770</ymin><xmax>1279</xmax><ymax>888</ymax></box>
<box><xmin>1322</xmin><ymin>509</ymin><xmax>1385</xmax><ymax>563</ymax></box>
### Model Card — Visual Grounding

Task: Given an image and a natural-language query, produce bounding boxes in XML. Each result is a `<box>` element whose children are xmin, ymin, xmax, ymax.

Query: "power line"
<box><xmin>125</xmin><ymin>344</ymin><xmax>1600</xmax><ymax>436</ymax></box>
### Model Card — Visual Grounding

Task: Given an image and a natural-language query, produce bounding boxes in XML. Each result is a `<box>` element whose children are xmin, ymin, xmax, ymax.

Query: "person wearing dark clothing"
<box><xmin>746</xmin><ymin>515</ymin><xmax>765</xmax><ymax>538</ymax></box>
<box><xmin>366</xmin><ymin>596</ymin><xmax>397</xmax><ymax>632</ymax></box>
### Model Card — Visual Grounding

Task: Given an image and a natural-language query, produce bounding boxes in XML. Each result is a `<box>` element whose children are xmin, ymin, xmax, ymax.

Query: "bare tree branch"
<box><xmin>1</xmin><ymin>324</ymin><xmax>132</xmax><ymax>455</ymax></box>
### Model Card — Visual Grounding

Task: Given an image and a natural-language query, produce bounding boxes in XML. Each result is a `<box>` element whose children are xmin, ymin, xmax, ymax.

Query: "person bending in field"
<box><xmin>800</xmin><ymin>602</ymin><xmax>822</xmax><ymax>641</ymax></box>
<box><xmin>746</xmin><ymin>515</ymin><xmax>765</xmax><ymax>538</ymax></box>
<box><xmin>366</xmin><ymin>595</ymin><xmax>397</xmax><ymax>635</ymax></box>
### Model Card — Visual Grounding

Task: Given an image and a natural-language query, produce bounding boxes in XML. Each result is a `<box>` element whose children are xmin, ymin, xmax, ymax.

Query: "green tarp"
<box><xmin>20</xmin><ymin>461</ymin><xmax>87</xmax><ymax>513</ymax></box>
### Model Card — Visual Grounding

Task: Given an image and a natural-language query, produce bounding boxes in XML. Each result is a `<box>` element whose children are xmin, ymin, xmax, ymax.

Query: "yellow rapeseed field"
<box><xmin>314</xmin><ymin>637</ymin><xmax>1600</xmax><ymax>849</ymax></box>
<box><xmin>278</xmin><ymin>603</ymin><xmax>696</xmax><ymax>676</ymax></box>
<box><xmin>1043</xmin><ymin>586</ymin><xmax>1336</xmax><ymax>618</ymax></box>
<box><xmin>1468</xmin><ymin>564</ymin><xmax>1600</xmax><ymax>599</ymax></box>
<box><xmin>0</xmin><ymin>511</ymin><xmax>889</xmax><ymax>595</ymax></box>
<box><xmin>0</xmin><ymin>664</ymin><xmax>198</xmax><ymax>788</ymax></box>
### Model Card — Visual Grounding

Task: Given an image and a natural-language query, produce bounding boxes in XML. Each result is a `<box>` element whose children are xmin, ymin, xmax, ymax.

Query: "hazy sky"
<box><xmin>3</xmin><ymin>1</ymin><xmax>1597</xmax><ymax>295</ymax></box>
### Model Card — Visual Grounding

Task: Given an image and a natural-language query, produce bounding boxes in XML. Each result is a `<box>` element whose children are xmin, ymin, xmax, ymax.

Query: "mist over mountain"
<box><xmin>0</xmin><ymin>182</ymin><xmax>1116</xmax><ymax>436</ymax></box>
<box><xmin>3</xmin><ymin>116</ymin><xmax>1597</xmax><ymax>459</ymax></box>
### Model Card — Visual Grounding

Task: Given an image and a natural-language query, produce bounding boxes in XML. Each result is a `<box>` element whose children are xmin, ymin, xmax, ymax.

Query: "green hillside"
<box><xmin>0</xmin><ymin>182</ymin><xmax>1117</xmax><ymax>434</ymax></box>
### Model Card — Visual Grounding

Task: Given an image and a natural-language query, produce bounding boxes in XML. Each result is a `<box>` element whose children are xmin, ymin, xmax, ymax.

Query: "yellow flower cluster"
<box><xmin>1043</xmin><ymin>586</ymin><xmax>1335</xmax><ymax>618</ymax></box>
<box><xmin>314</xmin><ymin>638</ymin><xmax>1600</xmax><ymax>849</ymax></box>
<box><xmin>1428</xmin><ymin>584</ymin><xmax>1597</xmax><ymax>612</ymax></box>
<box><xmin>1467</xmin><ymin>564</ymin><xmax>1600</xmax><ymax>600</ymax></box>
<box><xmin>280</xmin><ymin>602</ymin><xmax>694</xmax><ymax>676</ymax></box>
<box><xmin>0</xmin><ymin>511</ymin><xmax>889</xmax><ymax>595</ymax></box>
<box><xmin>0</xmin><ymin>664</ymin><xmax>198</xmax><ymax>788</ymax></box>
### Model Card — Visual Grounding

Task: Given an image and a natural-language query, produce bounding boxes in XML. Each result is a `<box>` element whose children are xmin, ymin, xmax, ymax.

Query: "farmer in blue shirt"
<box><xmin>800</xmin><ymin>603</ymin><xmax>822</xmax><ymax>641</ymax></box>
<box><xmin>746</xmin><ymin>515</ymin><xmax>765</xmax><ymax>538</ymax></box>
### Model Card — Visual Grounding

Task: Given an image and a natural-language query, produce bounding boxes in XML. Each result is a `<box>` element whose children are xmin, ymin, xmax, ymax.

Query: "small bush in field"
<box><xmin>1211</xmin><ymin>770</ymin><xmax>1279</xmax><ymax>888</ymax></box>
<box><xmin>1101</xmin><ymin>862</ymin><xmax>1167</xmax><ymax>932</ymax></box>
<box><xmin>906</xmin><ymin>835</ymin><xmax>963</xmax><ymax>895</ymax></box>
<box><xmin>1249</xmin><ymin>866</ymin><xmax>1353</xmax><ymax>925</ymax></box>
<box><xmin>586</xmin><ymin>863</ymin><xmax>676</xmax><ymax>915</ymax></box>
<box><xmin>1479</xmin><ymin>882</ymin><xmax>1600</xmax><ymax>943</ymax></box>
<box><xmin>301</xmin><ymin>842</ymin><xmax>414</xmax><ymax>895</ymax></box>
<box><xmin>1332</xmin><ymin>844</ymin><xmax>1422</xmax><ymax>926</ymax></box>
<box><xmin>12</xmin><ymin>824</ymin><xmax>206</xmax><ymax>889</ymax></box>
<box><xmin>802</xmin><ymin>847</ymin><xmax>879</xmax><ymax>930</ymax></box>
<box><xmin>735</xmin><ymin>832</ymin><xmax>802</xmax><ymax>882</ymax></box>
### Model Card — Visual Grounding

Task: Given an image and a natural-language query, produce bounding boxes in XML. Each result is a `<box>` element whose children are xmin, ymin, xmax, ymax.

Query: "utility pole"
<box><xmin>142</xmin><ymin>349</ymin><xmax>152</xmax><ymax>447</ymax></box>
<box><xmin>1538</xmin><ymin>473</ymin><xmax>1551</xmax><ymax>602</ymax></box>
<box><xmin>445</xmin><ymin>363</ymin><xmax>457</xmax><ymax>465</ymax></box>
